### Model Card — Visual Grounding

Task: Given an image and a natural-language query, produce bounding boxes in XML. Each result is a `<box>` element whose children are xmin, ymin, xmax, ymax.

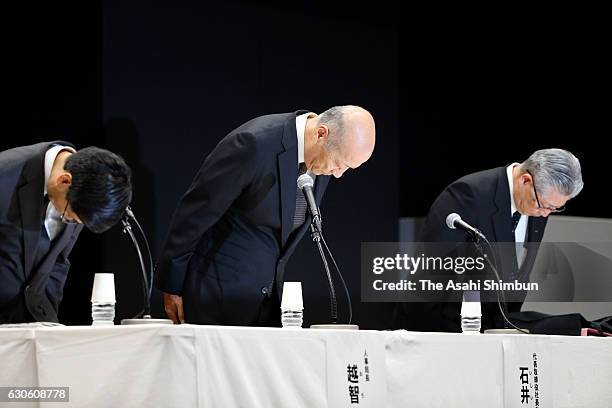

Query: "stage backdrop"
<box><xmin>5</xmin><ymin>2</ymin><xmax>605</xmax><ymax>328</ymax></box>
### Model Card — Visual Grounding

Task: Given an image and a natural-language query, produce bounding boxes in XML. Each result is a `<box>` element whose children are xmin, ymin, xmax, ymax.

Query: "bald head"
<box><xmin>319</xmin><ymin>105</ymin><xmax>375</xmax><ymax>159</ymax></box>
<box><xmin>305</xmin><ymin>105</ymin><xmax>376</xmax><ymax>178</ymax></box>
<box><xmin>339</xmin><ymin>105</ymin><xmax>376</xmax><ymax>164</ymax></box>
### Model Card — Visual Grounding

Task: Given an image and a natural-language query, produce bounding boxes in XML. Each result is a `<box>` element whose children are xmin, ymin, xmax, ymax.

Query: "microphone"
<box><xmin>120</xmin><ymin>205</ymin><xmax>172</xmax><ymax>325</ymax></box>
<box><xmin>445</xmin><ymin>212</ymin><xmax>529</xmax><ymax>334</ymax></box>
<box><xmin>297</xmin><ymin>172</ymin><xmax>349</xmax><ymax>326</ymax></box>
<box><xmin>125</xmin><ymin>205</ymin><xmax>135</xmax><ymax>219</ymax></box>
<box><xmin>297</xmin><ymin>173</ymin><xmax>322</xmax><ymax>232</ymax></box>
<box><xmin>446</xmin><ymin>213</ymin><xmax>485</xmax><ymax>242</ymax></box>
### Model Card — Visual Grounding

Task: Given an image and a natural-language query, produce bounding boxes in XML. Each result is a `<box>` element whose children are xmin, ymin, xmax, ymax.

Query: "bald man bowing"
<box><xmin>156</xmin><ymin>106</ymin><xmax>376</xmax><ymax>325</ymax></box>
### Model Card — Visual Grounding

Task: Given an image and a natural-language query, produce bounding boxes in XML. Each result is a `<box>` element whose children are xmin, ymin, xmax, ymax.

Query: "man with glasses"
<box><xmin>394</xmin><ymin>148</ymin><xmax>583</xmax><ymax>332</ymax></box>
<box><xmin>0</xmin><ymin>141</ymin><xmax>132</xmax><ymax>323</ymax></box>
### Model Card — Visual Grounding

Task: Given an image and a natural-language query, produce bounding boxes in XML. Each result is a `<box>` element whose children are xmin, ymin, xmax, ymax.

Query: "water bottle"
<box><xmin>92</xmin><ymin>302</ymin><xmax>115</xmax><ymax>325</ymax></box>
<box><xmin>461</xmin><ymin>290</ymin><xmax>481</xmax><ymax>334</ymax></box>
<box><xmin>281</xmin><ymin>282</ymin><xmax>304</xmax><ymax>328</ymax></box>
<box><xmin>281</xmin><ymin>309</ymin><xmax>303</xmax><ymax>328</ymax></box>
<box><xmin>91</xmin><ymin>273</ymin><xmax>116</xmax><ymax>326</ymax></box>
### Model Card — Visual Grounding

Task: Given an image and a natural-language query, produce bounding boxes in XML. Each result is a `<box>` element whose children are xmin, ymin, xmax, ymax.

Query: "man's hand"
<box><xmin>163</xmin><ymin>292</ymin><xmax>185</xmax><ymax>324</ymax></box>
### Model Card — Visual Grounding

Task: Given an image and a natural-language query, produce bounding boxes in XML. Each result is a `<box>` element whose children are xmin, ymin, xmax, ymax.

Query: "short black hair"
<box><xmin>64</xmin><ymin>147</ymin><xmax>132</xmax><ymax>233</ymax></box>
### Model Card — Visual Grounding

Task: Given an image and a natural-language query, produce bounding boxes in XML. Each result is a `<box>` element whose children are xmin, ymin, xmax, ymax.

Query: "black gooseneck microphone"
<box><xmin>121</xmin><ymin>205</ymin><xmax>154</xmax><ymax>319</ymax></box>
<box><xmin>297</xmin><ymin>174</ymin><xmax>322</xmax><ymax>232</ymax></box>
<box><xmin>446</xmin><ymin>212</ymin><xmax>529</xmax><ymax>334</ymax></box>
<box><xmin>298</xmin><ymin>173</ymin><xmax>353</xmax><ymax>325</ymax></box>
<box><xmin>446</xmin><ymin>213</ymin><xmax>486</xmax><ymax>242</ymax></box>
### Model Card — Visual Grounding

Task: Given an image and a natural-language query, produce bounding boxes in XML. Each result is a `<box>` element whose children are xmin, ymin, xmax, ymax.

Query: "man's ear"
<box><xmin>57</xmin><ymin>172</ymin><xmax>72</xmax><ymax>188</ymax></box>
<box><xmin>520</xmin><ymin>173</ymin><xmax>531</xmax><ymax>186</ymax></box>
<box><xmin>316</xmin><ymin>124</ymin><xmax>329</xmax><ymax>141</ymax></box>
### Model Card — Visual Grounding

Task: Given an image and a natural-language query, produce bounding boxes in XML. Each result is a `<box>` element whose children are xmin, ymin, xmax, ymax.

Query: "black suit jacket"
<box><xmin>0</xmin><ymin>141</ymin><xmax>83</xmax><ymax>323</ymax></box>
<box><xmin>155</xmin><ymin>111</ymin><xmax>330</xmax><ymax>325</ymax></box>
<box><xmin>397</xmin><ymin>166</ymin><xmax>547</xmax><ymax>332</ymax></box>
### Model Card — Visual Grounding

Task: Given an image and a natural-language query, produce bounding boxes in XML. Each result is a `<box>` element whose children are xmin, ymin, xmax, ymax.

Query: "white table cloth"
<box><xmin>1</xmin><ymin>324</ymin><xmax>610</xmax><ymax>407</ymax></box>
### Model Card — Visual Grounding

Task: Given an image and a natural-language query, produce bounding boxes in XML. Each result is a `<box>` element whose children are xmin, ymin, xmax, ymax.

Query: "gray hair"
<box><xmin>317</xmin><ymin>106</ymin><xmax>349</xmax><ymax>151</ymax></box>
<box><xmin>519</xmin><ymin>148</ymin><xmax>584</xmax><ymax>198</ymax></box>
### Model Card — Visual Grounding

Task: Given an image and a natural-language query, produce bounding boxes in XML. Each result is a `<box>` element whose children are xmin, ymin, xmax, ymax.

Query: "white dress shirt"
<box><xmin>507</xmin><ymin>163</ymin><xmax>528</xmax><ymax>266</ymax></box>
<box><xmin>295</xmin><ymin>112</ymin><xmax>316</xmax><ymax>181</ymax></box>
<box><xmin>43</xmin><ymin>145</ymin><xmax>76</xmax><ymax>241</ymax></box>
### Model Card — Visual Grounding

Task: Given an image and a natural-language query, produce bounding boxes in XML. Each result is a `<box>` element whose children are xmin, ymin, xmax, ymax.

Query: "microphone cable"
<box><xmin>475</xmin><ymin>236</ymin><xmax>530</xmax><ymax>334</ymax></box>
<box><xmin>320</xmin><ymin>232</ymin><xmax>353</xmax><ymax>325</ymax></box>
<box><xmin>309</xmin><ymin>210</ymin><xmax>353</xmax><ymax>325</ymax></box>
<box><xmin>311</xmin><ymin>224</ymin><xmax>338</xmax><ymax>324</ymax></box>
<box><xmin>300</xmin><ymin>173</ymin><xmax>353</xmax><ymax>325</ymax></box>
<box><xmin>121</xmin><ymin>206</ymin><xmax>154</xmax><ymax>319</ymax></box>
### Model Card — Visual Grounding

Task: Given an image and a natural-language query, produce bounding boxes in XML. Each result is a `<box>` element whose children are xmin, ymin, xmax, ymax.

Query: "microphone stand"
<box><xmin>296</xmin><ymin>173</ymin><xmax>355</xmax><ymax>329</ymax></box>
<box><xmin>120</xmin><ymin>206</ymin><xmax>172</xmax><ymax>325</ymax></box>
<box><xmin>308</xmin><ymin>215</ymin><xmax>338</xmax><ymax>324</ymax></box>
<box><xmin>307</xmin><ymin>209</ymin><xmax>357</xmax><ymax>330</ymax></box>
<box><xmin>469</xmin><ymin>233</ymin><xmax>529</xmax><ymax>334</ymax></box>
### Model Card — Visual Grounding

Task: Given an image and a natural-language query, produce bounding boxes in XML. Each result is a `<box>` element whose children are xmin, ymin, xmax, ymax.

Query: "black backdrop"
<box><xmin>4</xmin><ymin>2</ymin><xmax>606</xmax><ymax>329</ymax></box>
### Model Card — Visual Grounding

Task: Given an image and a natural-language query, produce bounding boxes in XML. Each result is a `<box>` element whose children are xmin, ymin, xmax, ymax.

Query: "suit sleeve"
<box><xmin>155</xmin><ymin>132</ymin><xmax>259</xmax><ymax>294</ymax></box>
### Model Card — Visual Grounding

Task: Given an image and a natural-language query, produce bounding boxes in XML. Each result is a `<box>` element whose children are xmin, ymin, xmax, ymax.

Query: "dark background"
<box><xmin>4</xmin><ymin>2</ymin><xmax>607</xmax><ymax>328</ymax></box>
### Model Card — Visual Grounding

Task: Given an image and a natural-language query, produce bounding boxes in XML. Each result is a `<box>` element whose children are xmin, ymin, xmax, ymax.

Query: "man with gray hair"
<box><xmin>156</xmin><ymin>106</ymin><xmax>376</xmax><ymax>326</ymax></box>
<box><xmin>394</xmin><ymin>148</ymin><xmax>583</xmax><ymax>332</ymax></box>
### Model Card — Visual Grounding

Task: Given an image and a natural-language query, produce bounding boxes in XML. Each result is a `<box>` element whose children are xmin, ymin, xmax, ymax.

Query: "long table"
<box><xmin>1</xmin><ymin>324</ymin><xmax>610</xmax><ymax>407</ymax></box>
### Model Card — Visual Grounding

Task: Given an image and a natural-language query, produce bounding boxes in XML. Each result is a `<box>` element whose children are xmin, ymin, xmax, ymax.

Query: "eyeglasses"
<box><xmin>526</xmin><ymin>170</ymin><xmax>566</xmax><ymax>213</ymax></box>
<box><xmin>60</xmin><ymin>200</ymin><xmax>79</xmax><ymax>224</ymax></box>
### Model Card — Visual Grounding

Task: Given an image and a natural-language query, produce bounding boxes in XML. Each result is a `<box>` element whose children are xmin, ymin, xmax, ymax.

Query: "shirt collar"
<box><xmin>295</xmin><ymin>112</ymin><xmax>315</xmax><ymax>164</ymax></box>
<box><xmin>506</xmin><ymin>163</ymin><xmax>520</xmax><ymax>216</ymax></box>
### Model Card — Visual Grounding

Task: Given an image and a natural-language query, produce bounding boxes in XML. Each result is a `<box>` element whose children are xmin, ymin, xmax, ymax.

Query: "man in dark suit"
<box><xmin>0</xmin><ymin>142</ymin><xmax>132</xmax><ymax>323</ymax></box>
<box><xmin>156</xmin><ymin>106</ymin><xmax>376</xmax><ymax>325</ymax></box>
<box><xmin>396</xmin><ymin>148</ymin><xmax>583</xmax><ymax>332</ymax></box>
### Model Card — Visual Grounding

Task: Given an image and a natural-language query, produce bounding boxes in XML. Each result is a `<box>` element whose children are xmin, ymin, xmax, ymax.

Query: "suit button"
<box><xmin>261</xmin><ymin>287</ymin><xmax>269</xmax><ymax>296</ymax></box>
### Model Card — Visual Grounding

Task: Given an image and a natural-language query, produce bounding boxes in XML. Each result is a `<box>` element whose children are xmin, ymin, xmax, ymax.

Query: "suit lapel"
<box><xmin>28</xmin><ymin>223</ymin><xmax>79</xmax><ymax>291</ymax></box>
<box><xmin>526</xmin><ymin>216</ymin><xmax>546</xmax><ymax>242</ymax></box>
<box><xmin>49</xmin><ymin>223</ymin><xmax>77</xmax><ymax>257</ymax></box>
<box><xmin>17</xmin><ymin>154</ymin><xmax>47</xmax><ymax>279</ymax></box>
<box><xmin>491</xmin><ymin>167</ymin><xmax>514</xmax><ymax>242</ymax></box>
<box><xmin>278</xmin><ymin>116</ymin><xmax>299</xmax><ymax>247</ymax></box>
<box><xmin>517</xmin><ymin>216</ymin><xmax>548</xmax><ymax>278</ymax></box>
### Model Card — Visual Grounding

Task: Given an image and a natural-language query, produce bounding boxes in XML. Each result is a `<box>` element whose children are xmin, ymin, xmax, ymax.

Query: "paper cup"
<box><xmin>281</xmin><ymin>281</ymin><xmax>303</xmax><ymax>311</ymax></box>
<box><xmin>91</xmin><ymin>273</ymin><xmax>116</xmax><ymax>303</ymax></box>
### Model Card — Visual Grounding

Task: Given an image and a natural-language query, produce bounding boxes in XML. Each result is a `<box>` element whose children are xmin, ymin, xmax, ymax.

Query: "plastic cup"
<box><xmin>281</xmin><ymin>282</ymin><xmax>303</xmax><ymax>311</ymax></box>
<box><xmin>91</xmin><ymin>273</ymin><xmax>116</xmax><ymax>303</ymax></box>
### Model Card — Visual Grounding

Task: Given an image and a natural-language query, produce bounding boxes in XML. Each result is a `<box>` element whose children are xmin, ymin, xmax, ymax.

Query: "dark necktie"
<box><xmin>33</xmin><ymin>197</ymin><xmax>51</xmax><ymax>269</ymax></box>
<box><xmin>511</xmin><ymin>211</ymin><xmax>521</xmax><ymax>234</ymax></box>
<box><xmin>510</xmin><ymin>210</ymin><xmax>523</xmax><ymax>279</ymax></box>
<box><xmin>292</xmin><ymin>163</ymin><xmax>308</xmax><ymax>232</ymax></box>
